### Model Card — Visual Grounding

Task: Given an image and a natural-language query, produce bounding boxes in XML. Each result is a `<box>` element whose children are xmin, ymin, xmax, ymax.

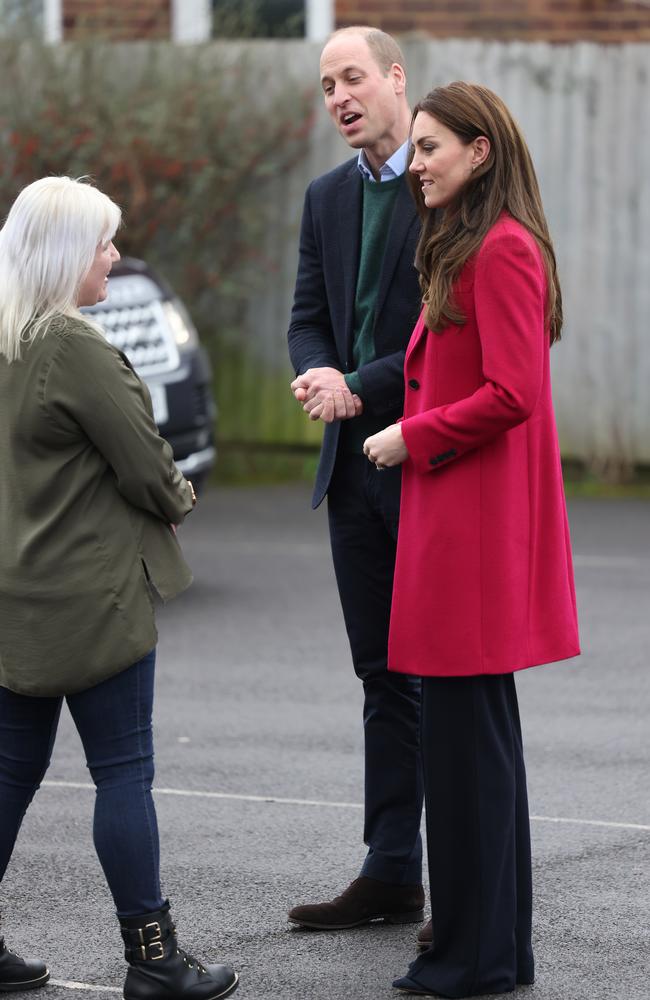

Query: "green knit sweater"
<box><xmin>342</xmin><ymin>173</ymin><xmax>402</xmax><ymax>452</ymax></box>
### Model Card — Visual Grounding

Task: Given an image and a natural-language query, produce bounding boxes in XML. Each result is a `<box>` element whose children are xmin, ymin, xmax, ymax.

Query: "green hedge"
<box><xmin>0</xmin><ymin>38</ymin><xmax>322</xmax><ymax>476</ymax></box>
<box><xmin>0</xmin><ymin>40</ymin><xmax>313</xmax><ymax>336</ymax></box>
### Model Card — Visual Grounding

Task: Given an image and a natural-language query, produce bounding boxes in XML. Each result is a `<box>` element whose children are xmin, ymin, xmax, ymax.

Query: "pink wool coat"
<box><xmin>389</xmin><ymin>215</ymin><xmax>580</xmax><ymax>677</ymax></box>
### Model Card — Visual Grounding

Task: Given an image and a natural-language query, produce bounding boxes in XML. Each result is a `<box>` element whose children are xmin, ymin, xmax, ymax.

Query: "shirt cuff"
<box><xmin>344</xmin><ymin>371</ymin><xmax>363</xmax><ymax>396</ymax></box>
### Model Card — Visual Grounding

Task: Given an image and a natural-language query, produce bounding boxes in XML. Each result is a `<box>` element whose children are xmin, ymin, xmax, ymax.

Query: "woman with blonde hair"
<box><xmin>0</xmin><ymin>176</ymin><xmax>238</xmax><ymax>999</ymax></box>
<box><xmin>363</xmin><ymin>83</ymin><xmax>580</xmax><ymax>996</ymax></box>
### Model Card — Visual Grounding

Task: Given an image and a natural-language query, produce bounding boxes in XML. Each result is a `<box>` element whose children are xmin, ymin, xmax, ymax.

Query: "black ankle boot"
<box><xmin>0</xmin><ymin>937</ymin><xmax>49</xmax><ymax>993</ymax></box>
<box><xmin>119</xmin><ymin>903</ymin><xmax>238</xmax><ymax>1000</ymax></box>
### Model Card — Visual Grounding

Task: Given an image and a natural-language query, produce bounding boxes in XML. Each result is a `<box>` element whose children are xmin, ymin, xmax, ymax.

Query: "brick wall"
<box><xmin>63</xmin><ymin>0</ymin><xmax>171</xmax><ymax>41</ymax></box>
<box><xmin>335</xmin><ymin>0</ymin><xmax>650</xmax><ymax>43</ymax></box>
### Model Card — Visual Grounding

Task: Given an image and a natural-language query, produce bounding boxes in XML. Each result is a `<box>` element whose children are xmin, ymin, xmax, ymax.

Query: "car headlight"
<box><xmin>162</xmin><ymin>298</ymin><xmax>200</xmax><ymax>352</ymax></box>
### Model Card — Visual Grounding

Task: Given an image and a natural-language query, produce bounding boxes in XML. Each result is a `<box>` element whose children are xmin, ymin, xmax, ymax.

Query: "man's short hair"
<box><xmin>328</xmin><ymin>26</ymin><xmax>406</xmax><ymax>75</ymax></box>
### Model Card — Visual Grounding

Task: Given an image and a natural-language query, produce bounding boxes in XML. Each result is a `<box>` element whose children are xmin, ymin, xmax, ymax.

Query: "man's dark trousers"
<box><xmin>288</xmin><ymin>157</ymin><xmax>424</xmax><ymax>886</ymax></box>
<box><xmin>328</xmin><ymin>453</ymin><xmax>423</xmax><ymax>884</ymax></box>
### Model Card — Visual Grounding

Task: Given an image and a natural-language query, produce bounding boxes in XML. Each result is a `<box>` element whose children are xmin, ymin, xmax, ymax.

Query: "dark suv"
<box><xmin>82</xmin><ymin>257</ymin><xmax>216</xmax><ymax>491</ymax></box>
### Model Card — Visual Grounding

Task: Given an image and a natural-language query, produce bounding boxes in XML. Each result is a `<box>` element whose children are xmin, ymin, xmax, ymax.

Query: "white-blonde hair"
<box><xmin>0</xmin><ymin>176</ymin><xmax>121</xmax><ymax>362</ymax></box>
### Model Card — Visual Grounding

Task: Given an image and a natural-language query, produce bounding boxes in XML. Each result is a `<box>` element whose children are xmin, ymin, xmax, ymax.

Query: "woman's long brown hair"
<box><xmin>408</xmin><ymin>82</ymin><xmax>562</xmax><ymax>343</ymax></box>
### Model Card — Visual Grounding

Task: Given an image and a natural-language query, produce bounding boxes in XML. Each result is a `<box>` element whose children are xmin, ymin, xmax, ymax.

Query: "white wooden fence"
<box><xmin>2</xmin><ymin>36</ymin><xmax>645</xmax><ymax>466</ymax></box>
<box><xmin>238</xmin><ymin>38</ymin><xmax>650</xmax><ymax>468</ymax></box>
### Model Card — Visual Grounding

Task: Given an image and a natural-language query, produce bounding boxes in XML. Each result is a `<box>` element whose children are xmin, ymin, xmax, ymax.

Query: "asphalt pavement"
<box><xmin>3</xmin><ymin>485</ymin><xmax>649</xmax><ymax>1000</ymax></box>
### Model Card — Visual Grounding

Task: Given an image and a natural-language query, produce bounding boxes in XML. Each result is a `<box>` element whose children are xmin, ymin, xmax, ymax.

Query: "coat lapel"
<box><xmin>337</xmin><ymin>163</ymin><xmax>362</xmax><ymax>348</ymax></box>
<box><xmin>405</xmin><ymin>309</ymin><xmax>427</xmax><ymax>365</ymax></box>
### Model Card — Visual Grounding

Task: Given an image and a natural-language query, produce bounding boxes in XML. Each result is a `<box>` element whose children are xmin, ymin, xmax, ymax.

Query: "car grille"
<box><xmin>193</xmin><ymin>382</ymin><xmax>213</xmax><ymax>421</ymax></box>
<box><xmin>83</xmin><ymin>274</ymin><xmax>180</xmax><ymax>377</ymax></box>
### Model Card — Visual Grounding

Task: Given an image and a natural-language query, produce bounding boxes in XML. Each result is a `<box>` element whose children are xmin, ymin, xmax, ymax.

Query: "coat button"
<box><xmin>408</xmin><ymin>378</ymin><xmax>420</xmax><ymax>390</ymax></box>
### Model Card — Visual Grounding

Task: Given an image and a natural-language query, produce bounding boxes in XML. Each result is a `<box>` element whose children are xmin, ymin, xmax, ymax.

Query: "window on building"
<box><xmin>212</xmin><ymin>0</ymin><xmax>305</xmax><ymax>38</ymax></box>
<box><xmin>0</xmin><ymin>0</ymin><xmax>43</xmax><ymax>36</ymax></box>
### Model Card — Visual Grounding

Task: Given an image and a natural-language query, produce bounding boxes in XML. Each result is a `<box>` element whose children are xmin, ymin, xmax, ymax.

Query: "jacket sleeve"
<box><xmin>400</xmin><ymin>233</ymin><xmax>546</xmax><ymax>474</ymax></box>
<box><xmin>43</xmin><ymin>320</ymin><xmax>194</xmax><ymax>523</ymax></box>
<box><xmin>355</xmin><ymin>349</ymin><xmax>407</xmax><ymax>416</ymax></box>
<box><xmin>287</xmin><ymin>183</ymin><xmax>343</xmax><ymax>376</ymax></box>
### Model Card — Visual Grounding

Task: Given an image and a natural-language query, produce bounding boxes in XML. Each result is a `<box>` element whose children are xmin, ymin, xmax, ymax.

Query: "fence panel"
<box><xmin>232</xmin><ymin>39</ymin><xmax>650</xmax><ymax>467</ymax></box>
<box><xmin>2</xmin><ymin>38</ymin><xmax>646</xmax><ymax>465</ymax></box>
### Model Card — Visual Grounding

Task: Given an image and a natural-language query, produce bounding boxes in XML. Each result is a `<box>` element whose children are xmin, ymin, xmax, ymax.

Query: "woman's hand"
<box><xmin>363</xmin><ymin>424</ymin><xmax>409</xmax><ymax>469</ymax></box>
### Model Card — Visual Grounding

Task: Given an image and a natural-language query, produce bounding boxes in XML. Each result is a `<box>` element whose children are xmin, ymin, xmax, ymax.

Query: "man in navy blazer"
<box><xmin>288</xmin><ymin>26</ymin><xmax>425</xmax><ymax>932</ymax></box>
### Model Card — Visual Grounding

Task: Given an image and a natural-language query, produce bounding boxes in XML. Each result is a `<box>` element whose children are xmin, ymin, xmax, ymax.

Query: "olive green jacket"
<box><xmin>0</xmin><ymin>315</ymin><xmax>194</xmax><ymax>696</ymax></box>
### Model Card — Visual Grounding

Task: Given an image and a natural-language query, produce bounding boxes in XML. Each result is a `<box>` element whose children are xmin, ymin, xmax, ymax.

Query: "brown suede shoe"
<box><xmin>288</xmin><ymin>876</ymin><xmax>425</xmax><ymax>930</ymax></box>
<box><xmin>416</xmin><ymin>917</ymin><xmax>433</xmax><ymax>950</ymax></box>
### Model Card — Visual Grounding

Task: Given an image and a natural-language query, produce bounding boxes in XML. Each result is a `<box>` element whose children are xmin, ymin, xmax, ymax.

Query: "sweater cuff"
<box><xmin>344</xmin><ymin>371</ymin><xmax>363</xmax><ymax>396</ymax></box>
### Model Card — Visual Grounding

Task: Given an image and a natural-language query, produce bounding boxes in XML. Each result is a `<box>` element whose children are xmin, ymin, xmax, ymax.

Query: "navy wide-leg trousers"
<box><xmin>402</xmin><ymin>673</ymin><xmax>534</xmax><ymax>997</ymax></box>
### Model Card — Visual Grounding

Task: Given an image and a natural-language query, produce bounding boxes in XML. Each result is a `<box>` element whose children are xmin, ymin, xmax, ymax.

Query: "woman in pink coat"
<box><xmin>363</xmin><ymin>83</ymin><xmax>580</xmax><ymax>997</ymax></box>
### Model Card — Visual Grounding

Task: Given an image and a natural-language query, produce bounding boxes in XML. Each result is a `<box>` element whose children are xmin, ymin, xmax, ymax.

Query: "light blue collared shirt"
<box><xmin>357</xmin><ymin>140</ymin><xmax>409</xmax><ymax>183</ymax></box>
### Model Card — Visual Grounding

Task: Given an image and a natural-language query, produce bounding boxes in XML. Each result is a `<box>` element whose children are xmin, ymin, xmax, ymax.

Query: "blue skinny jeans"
<box><xmin>0</xmin><ymin>649</ymin><xmax>165</xmax><ymax>918</ymax></box>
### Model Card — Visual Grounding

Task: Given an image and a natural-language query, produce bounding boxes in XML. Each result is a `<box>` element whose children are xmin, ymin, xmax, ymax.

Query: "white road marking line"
<box><xmin>529</xmin><ymin>815</ymin><xmax>650</xmax><ymax>832</ymax></box>
<box><xmin>206</xmin><ymin>543</ymin><xmax>650</xmax><ymax>569</ymax></box>
<box><xmin>42</xmin><ymin>780</ymin><xmax>650</xmax><ymax>831</ymax></box>
<box><xmin>49</xmin><ymin>980</ymin><xmax>121</xmax><ymax>993</ymax></box>
<box><xmin>209</xmin><ymin>541</ymin><xmax>331</xmax><ymax>556</ymax></box>
<box><xmin>573</xmin><ymin>554</ymin><xmax>649</xmax><ymax>569</ymax></box>
<box><xmin>43</xmin><ymin>780</ymin><xmax>362</xmax><ymax>809</ymax></box>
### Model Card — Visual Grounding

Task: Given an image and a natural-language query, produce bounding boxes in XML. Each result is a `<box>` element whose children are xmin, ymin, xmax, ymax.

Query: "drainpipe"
<box><xmin>43</xmin><ymin>0</ymin><xmax>62</xmax><ymax>42</ymax></box>
<box><xmin>305</xmin><ymin>0</ymin><xmax>334</xmax><ymax>41</ymax></box>
<box><xmin>171</xmin><ymin>0</ymin><xmax>211</xmax><ymax>42</ymax></box>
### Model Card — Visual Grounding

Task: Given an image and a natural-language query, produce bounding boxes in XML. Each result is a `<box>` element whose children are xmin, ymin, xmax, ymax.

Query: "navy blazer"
<box><xmin>288</xmin><ymin>156</ymin><xmax>422</xmax><ymax>508</ymax></box>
